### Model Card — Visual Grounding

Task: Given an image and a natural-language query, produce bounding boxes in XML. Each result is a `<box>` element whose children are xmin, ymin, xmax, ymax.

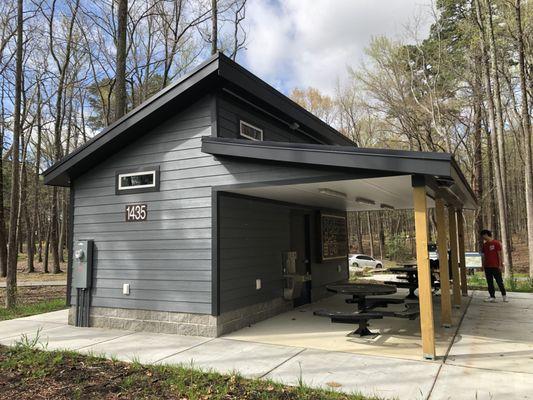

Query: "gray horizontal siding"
<box><xmin>218</xmin><ymin>94</ymin><xmax>318</xmax><ymax>144</ymax></box>
<box><xmin>72</xmin><ymin>96</ymin><xmax>215</xmax><ymax>314</ymax></box>
<box><xmin>91</xmin><ymin>298</ymin><xmax>211</xmax><ymax>314</ymax></box>
<box><xmin>71</xmin><ymin>92</ymin><xmax>352</xmax><ymax>317</ymax></box>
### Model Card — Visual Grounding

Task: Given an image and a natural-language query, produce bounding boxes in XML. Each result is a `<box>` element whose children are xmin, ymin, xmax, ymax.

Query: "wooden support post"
<box><xmin>448</xmin><ymin>207</ymin><xmax>461</xmax><ymax>308</ymax></box>
<box><xmin>457</xmin><ymin>209</ymin><xmax>468</xmax><ymax>296</ymax></box>
<box><xmin>435</xmin><ymin>198</ymin><xmax>452</xmax><ymax>327</ymax></box>
<box><xmin>413</xmin><ymin>185</ymin><xmax>436</xmax><ymax>360</ymax></box>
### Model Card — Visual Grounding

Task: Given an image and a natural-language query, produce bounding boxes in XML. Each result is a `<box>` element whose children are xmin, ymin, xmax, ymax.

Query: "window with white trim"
<box><xmin>239</xmin><ymin>120</ymin><xmax>263</xmax><ymax>141</ymax></box>
<box><xmin>116</xmin><ymin>167</ymin><xmax>159</xmax><ymax>194</ymax></box>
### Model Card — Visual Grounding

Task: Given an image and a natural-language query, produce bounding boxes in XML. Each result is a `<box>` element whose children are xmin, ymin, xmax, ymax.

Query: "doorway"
<box><xmin>290</xmin><ymin>210</ymin><xmax>312</xmax><ymax>307</ymax></box>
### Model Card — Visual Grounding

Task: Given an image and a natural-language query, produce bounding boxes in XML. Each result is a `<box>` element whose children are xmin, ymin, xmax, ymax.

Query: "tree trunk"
<box><xmin>211</xmin><ymin>0</ymin><xmax>217</xmax><ymax>54</ymax></box>
<box><xmin>473</xmin><ymin>53</ymin><xmax>484</xmax><ymax>251</ymax></box>
<box><xmin>28</xmin><ymin>83</ymin><xmax>42</xmax><ymax>272</ymax></box>
<box><xmin>378</xmin><ymin>215</ymin><xmax>385</xmax><ymax>260</ymax></box>
<box><xmin>367</xmin><ymin>212</ymin><xmax>374</xmax><ymax>257</ymax></box>
<box><xmin>22</xmin><ymin>163</ymin><xmax>34</xmax><ymax>273</ymax></box>
<box><xmin>475</xmin><ymin>0</ymin><xmax>513</xmax><ymax>277</ymax></box>
<box><xmin>51</xmin><ymin>188</ymin><xmax>61</xmax><ymax>274</ymax></box>
<box><xmin>514</xmin><ymin>0</ymin><xmax>533</xmax><ymax>278</ymax></box>
<box><xmin>43</xmin><ymin>219</ymin><xmax>51</xmax><ymax>274</ymax></box>
<box><xmin>6</xmin><ymin>0</ymin><xmax>24</xmax><ymax>308</ymax></box>
<box><xmin>114</xmin><ymin>0</ymin><xmax>128</xmax><ymax>121</ymax></box>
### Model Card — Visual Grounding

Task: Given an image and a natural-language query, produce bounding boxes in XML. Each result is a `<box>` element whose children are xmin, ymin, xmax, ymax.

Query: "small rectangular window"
<box><xmin>116</xmin><ymin>166</ymin><xmax>159</xmax><ymax>194</ymax></box>
<box><xmin>239</xmin><ymin>120</ymin><xmax>263</xmax><ymax>141</ymax></box>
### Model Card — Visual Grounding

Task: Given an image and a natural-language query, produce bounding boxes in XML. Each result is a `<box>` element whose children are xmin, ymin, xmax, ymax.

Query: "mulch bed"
<box><xmin>0</xmin><ymin>345</ymin><xmax>371</xmax><ymax>400</ymax></box>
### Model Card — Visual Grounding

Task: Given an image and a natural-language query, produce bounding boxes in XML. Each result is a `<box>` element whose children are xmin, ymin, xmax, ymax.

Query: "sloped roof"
<box><xmin>44</xmin><ymin>53</ymin><xmax>354</xmax><ymax>186</ymax></box>
<box><xmin>202</xmin><ymin>136</ymin><xmax>477</xmax><ymax>209</ymax></box>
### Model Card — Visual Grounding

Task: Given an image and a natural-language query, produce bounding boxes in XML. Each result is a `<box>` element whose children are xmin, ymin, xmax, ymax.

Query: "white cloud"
<box><xmin>239</xmin><ymin>0</ymin><xmax>433</xmax><ymax>95</ymax></box>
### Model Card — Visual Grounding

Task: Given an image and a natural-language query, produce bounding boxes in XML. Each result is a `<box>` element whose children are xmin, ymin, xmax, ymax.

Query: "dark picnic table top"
<box><xmin>389</xmin><ymin>266</ymin><xmax>417</xmax><ymax>274</ymax></box>
<box><xmin>326</xmin><ymin>283</ymin><xmax>397</xmax><ymax>297</ymax></box>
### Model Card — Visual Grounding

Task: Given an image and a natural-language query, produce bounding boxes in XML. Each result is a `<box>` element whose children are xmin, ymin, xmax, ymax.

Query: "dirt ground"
<box><xmin>0</xmin><ymin>286</ymin><xmax>66</xmax><ymax>306</ymax></box>
<box><xmin>0</xmin><ymin>260</ymin><xmax>67</xmax><ymax>283</ymax></box>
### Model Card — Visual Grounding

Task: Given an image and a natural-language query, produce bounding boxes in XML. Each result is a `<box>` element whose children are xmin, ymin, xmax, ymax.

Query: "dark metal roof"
<box><xmin>43</xmin><ymin>53</ymin><xmax>354</xmax><ymax>186</ymax></box>
<box><xmin>201</xmin><ymin>136</ymin><xmax>477</xmax><ymax>209</ymax></box>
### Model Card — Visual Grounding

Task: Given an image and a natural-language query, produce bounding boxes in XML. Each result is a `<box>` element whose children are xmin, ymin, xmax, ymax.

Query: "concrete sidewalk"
<box><xmin>0</xmin><ymin>291</ymin><xmax>532</xmax><ymax>399</ymax></box>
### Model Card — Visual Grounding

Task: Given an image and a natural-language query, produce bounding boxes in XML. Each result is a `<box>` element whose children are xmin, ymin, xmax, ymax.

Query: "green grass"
<box><xmin>467</xmin><ymin>272</ymin><xmax>533</xmax><ymax>293</ymax></box>
<box><xmin>0</xmin><ymin>298</ymin><xmax>66</xmax><ymax>321</ymax></box>
<box><xmin>0</xmin><ymin>341</ymin><xmax>381</xmax><ymax>400</ymax></box>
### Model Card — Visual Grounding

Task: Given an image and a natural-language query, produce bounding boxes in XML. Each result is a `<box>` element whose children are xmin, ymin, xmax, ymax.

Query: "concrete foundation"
<box><xmin>68</xmin><ymin>297</ymin><xmax>293</xmax><ymax>337</ymax></box>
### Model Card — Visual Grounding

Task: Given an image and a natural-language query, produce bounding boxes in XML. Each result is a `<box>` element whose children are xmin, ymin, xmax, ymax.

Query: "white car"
<box><xmin>349</xmin><ymin>254</ymin><xmax>383</xmax><ymax>269</ymax></box>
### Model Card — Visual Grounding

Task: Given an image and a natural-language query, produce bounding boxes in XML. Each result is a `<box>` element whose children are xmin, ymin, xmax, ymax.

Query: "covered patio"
<box><xmin>205</xmin><ymin>136</ymin><xmax>477</xmax><ymax>360</ymax></box>
<box><xmin>224</xmin><ymin>289</ymin><xmax>470</xmax><ymax>361</ymax></box>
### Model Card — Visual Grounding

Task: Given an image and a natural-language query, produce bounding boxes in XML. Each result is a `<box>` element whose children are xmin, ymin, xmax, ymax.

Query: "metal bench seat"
<box><xmin>313</xmin><ymin>309</ymin><xmax>383</xmax><ymax>337</ymax></box>
<box><xmin>345</xmin><ymin>297</ymin><xmax>405</xmax><ymax>309</ymax></box>
<box><xmin>385</xmin><ymin>280</ymin><xmax>417</xmax><ymax>289</ymax></box>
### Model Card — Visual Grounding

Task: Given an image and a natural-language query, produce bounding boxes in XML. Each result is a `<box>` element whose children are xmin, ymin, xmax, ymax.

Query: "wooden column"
<box><xmin>413</xmin><ymin>185</ymin><xmax>436</xmax><ymax>359</ymax></box>
<box><xmin>448</xmin><ymin>207</ymin><xmax>461</xmax><ymax>307</ymax></box>
<box><xmin>457</xmin><ymin>209</ymin><xmax>468</xmax><ymax>296</ymax></box>
<box><xmin>435</xmin><ymin>198</ymin><xmax>452</xmax><ymax>327</ymax></box>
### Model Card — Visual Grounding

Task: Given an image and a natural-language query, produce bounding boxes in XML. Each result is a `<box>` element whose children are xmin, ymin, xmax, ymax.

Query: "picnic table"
<box><xmin>321</xmin><ymin>283</ymin><xmax>397</xmax><ymax>336</ymax></box>
<box><xmin>389</xmin><ymin>266</ymin><xmax>418</xmax><ymax>299</ymax></box>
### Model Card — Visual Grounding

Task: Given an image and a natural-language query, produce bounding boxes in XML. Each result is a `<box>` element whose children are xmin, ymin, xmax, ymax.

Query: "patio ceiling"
<box><xmin>224</xmin><ymin>175</ymin><xmax>436</xmax><ymax>212</ymax></box>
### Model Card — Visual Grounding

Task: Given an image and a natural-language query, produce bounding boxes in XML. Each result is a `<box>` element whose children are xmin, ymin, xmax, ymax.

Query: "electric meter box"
<box><xmin>72</xmin><ymin>240</ymin><xmax>94</xmax><ymax>289</ymax></box>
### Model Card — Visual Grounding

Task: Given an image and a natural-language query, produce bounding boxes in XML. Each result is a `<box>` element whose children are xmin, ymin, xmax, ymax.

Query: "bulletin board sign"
<box><xmin>318</xmin><ymin>212</ymin><xmax>348</xmax><ymax>261</ymax></box>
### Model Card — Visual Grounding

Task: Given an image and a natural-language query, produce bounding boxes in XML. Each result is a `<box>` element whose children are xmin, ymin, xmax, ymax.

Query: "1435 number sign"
<box><xmin>125</xmin><ymin>204</ymin><xmax>147</xmax><ymax>222</ymax></box>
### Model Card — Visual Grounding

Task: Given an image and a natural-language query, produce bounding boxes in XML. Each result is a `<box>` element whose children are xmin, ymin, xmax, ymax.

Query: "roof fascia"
<box><xmin>201</xmin><ymin>136</ymin><xmax>453</xmax><ymax>178</ymax></box>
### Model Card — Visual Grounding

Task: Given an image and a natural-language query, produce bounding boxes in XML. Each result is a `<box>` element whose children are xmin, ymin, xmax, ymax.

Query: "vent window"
<box><xmin>239</xmin><ymin>120</ymin><xmax>263</xmax><ymax>141</ymax></box>
<box><xmin>116</xmin><ymin>166</ymin><xmax>159</xmax><ymax>194</ymax></box>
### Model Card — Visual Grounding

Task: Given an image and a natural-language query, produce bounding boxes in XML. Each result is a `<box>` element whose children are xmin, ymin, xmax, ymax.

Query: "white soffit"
<box><xmin>228</xmin><ymin>175</ymin><xmax>436</xmax><ymax>211</ymax></box>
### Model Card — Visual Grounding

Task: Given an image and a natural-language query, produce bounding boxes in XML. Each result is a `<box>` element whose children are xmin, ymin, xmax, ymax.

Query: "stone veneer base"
<box><xmin>67</xmin><ymin>297</ymin><xmax>293</xmax><ymax>338</ymax></box>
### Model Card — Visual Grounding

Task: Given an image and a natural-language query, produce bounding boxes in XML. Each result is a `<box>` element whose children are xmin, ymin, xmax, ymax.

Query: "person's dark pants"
<box><xmin>485</xmin><ymin>268</ymin><xmax>506</xmax><ymax>297</ymax></box>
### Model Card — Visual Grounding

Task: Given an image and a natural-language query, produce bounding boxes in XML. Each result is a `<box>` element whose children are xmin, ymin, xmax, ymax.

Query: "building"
<box><xmin>44</xmin><ymin>53</ymin><xmax>476</xmax><ymax>360</ymax></box>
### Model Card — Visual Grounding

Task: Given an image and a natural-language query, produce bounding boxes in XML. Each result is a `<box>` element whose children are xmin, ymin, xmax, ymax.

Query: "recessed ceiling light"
<box><xmin>318</xmin><ymin>188</ymin><xmax>347</xmax><ymax>199</ymax></box>
<box><xmin>355</xmin><ymin>196</ymin><xmax>376</xmax><ymax>205</ymax></box>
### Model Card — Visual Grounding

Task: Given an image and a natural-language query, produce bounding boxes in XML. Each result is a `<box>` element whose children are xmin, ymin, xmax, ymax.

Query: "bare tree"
<box><xmin>6</xmin><ymin>0</ymin><xmax>24</xmax><ymax>308</ymax></box>
<box><xmin>114</xmin><ymin>0</ymin><xmax>128</xmax><ymax>120</ymax></box>
<box><xmin>211</xmin><ymin>0</ymin><xmax>217</xmax><ymax>54</ymax></box>
<box><xmin>513</xmin><ymin>0</ymin><xmax>533</xmax><ymax>277</ymax></box>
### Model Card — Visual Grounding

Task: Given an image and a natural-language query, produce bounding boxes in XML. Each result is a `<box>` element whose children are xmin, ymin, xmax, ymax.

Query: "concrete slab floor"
<box><xmin>157</xmin><ymin>338</ymin><xmax>304</xmax><ymax>379</ymax></box>
<box><xmin>0</xmin><ymin>324</ymin><xmax>133</xmax><ymax>351</ymax></box>
<box><xmin>16</xmin><ymin>308</ymin><xmax>69</xmax><ymax>324</ymax></box>
<box><xmin>447</xmin><ymin>290</ymin><xmax>533</xmax><ymax>375</ymax></box>
<box><xmin>79</xmin><ymin>331</ymin><xmax>211</xmax><ymax>364</ymax></box>
<box><xmin>224</xmin><ymin>290</ymin><xmax>468</xmax><ymax>361</ymax></box>
<box><xmin>430</xmin><ymin>364</ymin><xmax>533</xmax><ymax>400</ymax></box>
<box><xmin>264</xmin><ymin>348</ymin><xmax>439</xmax><ymax>400</ymax></box>
<box><xmin>0</xmin><ymin>319</ymin><xmax>63</xmax><ymax>341</ymax></box>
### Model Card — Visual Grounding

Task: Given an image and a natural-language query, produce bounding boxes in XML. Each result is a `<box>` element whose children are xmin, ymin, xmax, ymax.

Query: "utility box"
<box><xmin>72</xmin><ymin>240</ymin><xmax>93</xmax><ymax>289</ymax></box>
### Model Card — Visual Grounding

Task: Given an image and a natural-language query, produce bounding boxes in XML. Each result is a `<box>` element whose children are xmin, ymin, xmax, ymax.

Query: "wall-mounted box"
<box><xmin>72</xmin><ymin>240</ymin><xmax>94</xmax><ymax>289</ymax></box>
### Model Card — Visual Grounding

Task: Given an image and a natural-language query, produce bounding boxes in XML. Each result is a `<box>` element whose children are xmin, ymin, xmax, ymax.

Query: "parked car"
<box><xmin>349</xmin><ymin>254</ymin><xmax>383</xmax><ymax>269</ymax></box>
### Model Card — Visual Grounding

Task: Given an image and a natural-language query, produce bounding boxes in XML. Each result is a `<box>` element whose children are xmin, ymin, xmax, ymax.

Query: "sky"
<box><xmin>238</xmin><ymin>0</ymin><xmax>433</xmax><ymax>96</ymax></box>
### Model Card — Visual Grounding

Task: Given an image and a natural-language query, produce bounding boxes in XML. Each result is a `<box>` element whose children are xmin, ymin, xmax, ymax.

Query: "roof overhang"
<box><xmin>202</xmin><ymin>137</ymin><xmax>477</xmax><ymax>209</ymax></box>
<box><xmin>43</xmin><ymin>53</ymin><xmax>353</xmax><ymax>187</ymax></box>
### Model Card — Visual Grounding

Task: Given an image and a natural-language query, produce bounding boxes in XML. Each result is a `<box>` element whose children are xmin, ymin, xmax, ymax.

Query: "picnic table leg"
<box><xmin>406</xmin><ymin>273</ymin><xmax>418</xmax><ymax>299</ymax></box>
<box><xmin>350</xmin><ymin>322</ymin><xmax>374</xmax><ymax>337</ymax></box>
<box><xmin>349</xmin><ymin>296</ymin><xmax>376</xmax><ymax>336</ymax></box>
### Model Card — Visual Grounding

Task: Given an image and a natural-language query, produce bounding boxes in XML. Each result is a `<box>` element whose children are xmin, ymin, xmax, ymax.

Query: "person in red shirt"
<box><xmin>480</xmin><ymin>229</ymin><xmax>507</xmax><ymax>303</ymax></box>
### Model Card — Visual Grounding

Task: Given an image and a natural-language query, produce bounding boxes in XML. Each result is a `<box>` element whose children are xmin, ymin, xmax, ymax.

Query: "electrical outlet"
<box><xmin>256</xmin><ymin>279</ymin><xmax>262</xmax><ymax>290</ymax></box>
<box><xmin>123</xmin><ymin>283</ymin><xmax>130</xmax><ymax>295</ymax></box>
